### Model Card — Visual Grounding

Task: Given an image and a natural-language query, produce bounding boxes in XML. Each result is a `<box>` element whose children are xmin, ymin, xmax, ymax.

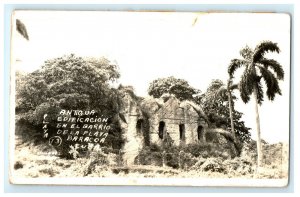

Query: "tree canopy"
<box><xmin>147</xmin><ymin>76</ymin><xmax>200</xmax><ymax>101</ymax></box>
<box><xmin>228</xmin><ymin>42</ymin><xmax>284</xmax><ymax>104</ymax></box>
<box><xmin>17</xmin><ymin>54</ymin><xmax>120</xmax><ymax>115</ymax></box>
<box><xmin>199</xmin><ymin>79</ymin><xmax>251</xmax><ymax>143</ymax></box>
<box><xmin>16</xmin><ymin>54</ymin><xmax>123</xmax><ymax>155</ymax></box>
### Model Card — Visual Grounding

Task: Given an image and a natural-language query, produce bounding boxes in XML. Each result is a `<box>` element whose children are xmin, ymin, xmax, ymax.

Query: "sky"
<box><xmin>12</xmin><ymin>11</ymin><xmax>290</xmax><ymax>143</ymax></box>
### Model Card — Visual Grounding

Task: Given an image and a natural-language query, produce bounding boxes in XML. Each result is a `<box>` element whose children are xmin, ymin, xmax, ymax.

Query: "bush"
<box><xmin>191</xmin><ymin>157</ymin><xmax>226</xmax><ymax>173</ymax></box>
<box><xmin>182</xmin><ymin>142</ymin><xmax>237</xmax><ymax>159</ymax></box>
<box><xmin>183</xmin><ymin>143</ymin><xmax>212</xmax><ymax>157</ymax></box>
<box><xmin>165</xmin><ymin>152</ymin><xmax>179</xmax><ymax>168</ymax></box>
<box><xmin>223</xmin><ymin>157</ymin><xmax>254</xmax><ymax>175</ymax></box>
<box><xmin>136</xmin><ymin>144</ymin><xmax>198</xmax><ymax>169</ymax></box>
<box><xmin>70</xmin><ymin>145</ymin><xmax>116</xmax><ymax>176</ymax></box>
<box><xmin>178</xmin><ymin>152</ymin><xmax>198</xmax><ymax>169</ymax></box>
<box><xmin>149</xmin><ymin>143</ymin><xmax>162</xmax><ymax>152</ymax></box>
<box><xmin>15</xmin><ymin>118</ymin><xmax>48</xmax><ymax>145</ymax></box>
<box><xmin>39</xmin><ymin>168</ymin><xmax>58</xmax><ymax>177</ymax></box>
<box><xmin>136</xmin><ymin>147</ymin><xmax>163</xmax><ymax>166</ymax></box>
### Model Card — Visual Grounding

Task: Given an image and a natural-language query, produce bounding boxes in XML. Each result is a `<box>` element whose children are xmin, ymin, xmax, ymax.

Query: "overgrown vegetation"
<box><xmin>148</xmin><ymin>76</ymin><xmax>201</xmax><ymax>101</ymax></box>
<box><xmin>15</xmin><ymin>54</ymin><xmax>124</xmax><ymax>157</ymax></box>
<box><xmin>13</xmin><ymin>50</ymin><xmax>287</xmax><ymax>180</ymax></box>
<box><xmin>13</xmin><ymin>136</ymin><xmax>288</xmax><ymax>179</ymax></box>
<box><xmin>199</xmin><ymin>79</ymin><xmax>252</xmax><ymax>143</ymax></box>
<box><xmin>135</xmin><ymin>132</ymin><xmax>239</xmax><ymax>170</ymax></box>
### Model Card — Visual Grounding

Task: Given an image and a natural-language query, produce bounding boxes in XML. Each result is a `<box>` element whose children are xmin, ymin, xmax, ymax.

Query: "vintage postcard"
<box><xmin>9</xmin><ymin>11</ymin><xmax>290</xmax><ymax>186</ymax></box>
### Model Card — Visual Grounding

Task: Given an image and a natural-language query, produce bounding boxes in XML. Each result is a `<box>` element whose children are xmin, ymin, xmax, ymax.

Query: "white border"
<box><xmin>1</xmin><ymin>0</ymin><xmax>298</xmax><ymax>194</ymax></box>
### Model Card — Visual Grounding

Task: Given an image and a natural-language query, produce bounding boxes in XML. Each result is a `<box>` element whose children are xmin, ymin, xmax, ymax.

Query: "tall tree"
<box><xmin>200</xmin><ymin>79</ymin><xmax>251</xmax><ymax>144</ymax></box>
<box><xmin>228</xmin><ymin>41</ymin><xmax>284</xmax><ymax>167</ymax></box>
<box><xmin>209</xmin><ymin>79</ymin><xmax>239</xmax><ymax>142</ymax></box>
<box><xmin>16</xmin><ymin>54</ymin><xmax>123</xmax><ymax>156</ymax></box>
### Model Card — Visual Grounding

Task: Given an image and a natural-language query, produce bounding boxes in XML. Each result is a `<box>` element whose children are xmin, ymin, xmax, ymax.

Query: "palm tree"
<box><xmin>228</xmin><ymin>41</ymin><xmax>284</xmax><ymax>167</ymax></box>
<box><xmin>210</xmin><ymin>79</ymin><xmax>238</xmax><ymax>142</ymax></box>
<box><xmin>217</xmin><ymin>79</ymin><xmax>239</xmax><ymax>141</ymax></box>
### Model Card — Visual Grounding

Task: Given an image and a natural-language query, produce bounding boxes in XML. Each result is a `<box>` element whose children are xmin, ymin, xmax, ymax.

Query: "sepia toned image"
<box><xmin>10</xmin><ymin>11</ymin><xmax>290</xmax><ymax>186</ymax></box>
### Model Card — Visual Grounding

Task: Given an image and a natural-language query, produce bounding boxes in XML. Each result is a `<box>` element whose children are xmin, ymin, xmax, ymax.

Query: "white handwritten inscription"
<box><xmin>44</xmin><ymin>109</ymin><xmax>110</xmax><ymax>148</ymax></box>
<box><xmin>42</xmin><ymin>114</ymin><xmax>49</xmax><ymax>138</ymax></box>
<box><xmin>49</xmin><ymin>136</ymin><xmax>62</xmax><ymax>146</ymax></box>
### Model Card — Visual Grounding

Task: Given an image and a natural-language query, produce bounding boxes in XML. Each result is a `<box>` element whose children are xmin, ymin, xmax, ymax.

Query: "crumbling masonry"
<box><xmin>119</xmin><ymin>90</ymin><xmax>208</xmax><ymax>165</ymax></box>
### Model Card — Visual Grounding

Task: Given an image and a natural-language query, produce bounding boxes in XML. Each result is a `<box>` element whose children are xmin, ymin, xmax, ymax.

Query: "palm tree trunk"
<box><xmin>227</xmin><ymin>82</ymin><xmax>236</xmax><ymax>142</ymax></box>
<box><xmin>253</xmin><ymin>87</ymin><xmax>263</xmax><ymax>168</ymax></box>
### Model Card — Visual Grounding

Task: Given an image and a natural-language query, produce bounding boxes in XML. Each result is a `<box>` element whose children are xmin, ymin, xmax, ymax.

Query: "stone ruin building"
<box><xmin>118</xmin><ymin>88</ymin><xmax>209</xmax><ymax>165</ymax></box>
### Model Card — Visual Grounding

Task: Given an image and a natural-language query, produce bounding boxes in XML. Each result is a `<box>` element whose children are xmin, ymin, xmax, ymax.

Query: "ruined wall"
<box><xmin>155</xmin><ymin>97</ymin><xmax>185</xmax><ymax>146</ymax></box>
<box><xmin>120</xmin><ymin>93</ymin><xmax>209</xmax><ymax>166</ymax></box>
<box><xmin>119</xmin><ymin>93</ymin><xmax>144</xmax><ymax>166</ymax></box>
<box><xmin>147</xmin><ymin>96</ymin><xmax>207</xmax><ymax>146</ymax></box>
<box><xmin>181</xmin><ymin>103</ymin><xmax>200</xmax><ymax>145</ymax></box>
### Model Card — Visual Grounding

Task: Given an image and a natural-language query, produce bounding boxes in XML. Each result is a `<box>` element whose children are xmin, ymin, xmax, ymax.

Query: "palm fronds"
<box><xmin>253</xmin><ymin>41</ymin><xmax>280</xmax><ymax>62</ymax></box>
<box><xmin>239</xmin><ymin>67</ymin><xmax>256</xmax><ymax>103</ymax></box>
<box><xmin>258</xmin><ymin>66</ymin><xmax>282</xmax><ymax>101</ymax></box>
<box><xmin>258</xmin><ymin>58</ymin><xmax>284</xmax><ymax>80</ymax></box>
<box><xmin>228</xmin><ymin>59</ymin><xmax>248</xmax><ymax>78</ymax></box>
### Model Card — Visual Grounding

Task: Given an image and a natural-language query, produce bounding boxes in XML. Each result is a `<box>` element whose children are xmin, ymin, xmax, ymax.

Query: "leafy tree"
<box><xmin>200</xmin><ymin>79</ymin><xmax>251</xmax><ymax>144</ymax></box>
<box><xmin>16</xmin><ymin>54</ymin><xmax>123</xmax><ymax>156</ymax></box>
<box><xmin>209</xmin><ymin>78</ymin><xmax>239</xmax><ymax>142</ymax></box>
<box><xmin>17</xmin><ymin>54</ymin><xmax>121</xmax><ymax>114</ymax></box>
<box><xmin>228</xmin><ymin>41</ymin><xmax>284</xmax><ymax>167</ymax></box>
<box><xmin>147</xmin><ymin>76</ymin><xmax>200</xmax><ymax>101</ymax></box>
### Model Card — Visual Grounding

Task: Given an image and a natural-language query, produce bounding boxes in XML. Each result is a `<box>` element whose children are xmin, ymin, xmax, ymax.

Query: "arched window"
<box><xmin>158</xmin><ymin>121</ymin><xmax>165</xmax><ymax>139</ymax></box>
<box><xmin>179</xmin><ymin>124</ymin><xmax>185</xmax><ymax>141</ymax></box>
<box><xmin>197</xmin><ymin>125</ymin><xmax>204</xmax><ymax>141</ymax></box>
<box><xmin>136</xmin><ymin>119</ymin><xmax>144</xmax><ymax>134</ymax></box>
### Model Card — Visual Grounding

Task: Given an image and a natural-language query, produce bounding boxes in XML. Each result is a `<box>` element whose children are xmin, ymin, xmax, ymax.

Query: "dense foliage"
<box><xmin>16</xmin><ymin>54</ymin><xmax>123</xmax><ymax>156</ymax></box>
<box><xmin>199</xmin><ymin>79</ymin><xmax>251</xmax><ymax>143</ymax></box>
<box><xmin>147</xmin><ymin>76</ymin><xmax>200</xmax><ymax>101</ymax></box>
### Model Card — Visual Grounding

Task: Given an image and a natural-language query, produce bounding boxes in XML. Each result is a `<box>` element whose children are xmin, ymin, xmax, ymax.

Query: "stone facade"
<box><xmin>146</xmin><ymin>96</ymin><xmax>207</xmax><ymax>146</ymax></box>
<box><xmin>118</xmin><ymin>91</ymin><xmax>144</xmax><ymax>165</ymax></box>
<box><xmin>119</xmin><ymin>90</ymin><xmax>208</xmax><ymax>165</ymax></box>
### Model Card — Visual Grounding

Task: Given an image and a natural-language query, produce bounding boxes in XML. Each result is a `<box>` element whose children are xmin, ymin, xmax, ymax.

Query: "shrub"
<box><xmin>223</xmin><ymin>157</ymin><xmax>254</xmax><ymax>175</ymax></box>
<box><xmin>182</xmin><ymin>142</ymin><xmax>238</xmax><ymax>159</ymax></box>
<box><xmin>165</xmin><ymin>152</ymin><xmax>179</xmax><ymax>168</ymax></box>
<box><xmin>136</xmin><ymin>144</ymin><xmax>198</xmax><ymax>169</ymax></box>
<box><xmin>190</xmin><ymin>157</ymin><xmax>207</xmax><ymax>170</ymax></box>
<box><xmin>199</xmin><ymin>158</ymin><xmax>226</xmax><ymax>173</ymax></box>
<box><xmin>136</xmin><ymin>148</ymin><xmax>163</xmax><ymax>166</ymax></box>
<box><xmin>183</xmin><ymin>143</ymin><xmax>212</xmax><ymax>157</ymax></box>
<box><xmin>178</xmin><ymin>152</ymin><xmax>198</xmax><ymax>169</ymax></box>
<box><xmin>39</xmin><ymin>168</ymin><xmax>58</xmax><ymax>177</ymax></box>
<box><xmin>67</xmin><ymin>143</ymin><xmax>116</xmax><ymax>176</ymax></box>
<box><xmin>149</xmin><ymin>143</ymin><xmax>161</xmax><ymax>152</ymax></box>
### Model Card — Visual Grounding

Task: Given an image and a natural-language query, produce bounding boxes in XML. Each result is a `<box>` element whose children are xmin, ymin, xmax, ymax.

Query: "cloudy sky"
<box><xmin>12</xmin><ymin>11</ymin><xmax>290</xmax><ymax>143</ymax></box>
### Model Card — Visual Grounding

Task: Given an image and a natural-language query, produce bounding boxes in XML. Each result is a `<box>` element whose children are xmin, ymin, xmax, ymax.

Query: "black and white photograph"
<box><xmin>10</xmin><ymin>11</ymin><xmax>290</xmax><ymax>186</ymax></box>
